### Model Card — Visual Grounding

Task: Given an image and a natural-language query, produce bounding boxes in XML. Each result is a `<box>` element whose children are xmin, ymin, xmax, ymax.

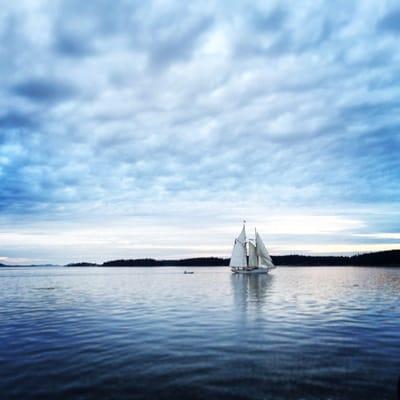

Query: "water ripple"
<box><xmin>0</xmin><ymin>266</ymin><xmax>400</xmax><ymax>399</ymax></box>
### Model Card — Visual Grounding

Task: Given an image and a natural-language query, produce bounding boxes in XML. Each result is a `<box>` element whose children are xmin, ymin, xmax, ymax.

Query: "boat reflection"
<box><xmin>230</xmin><ymin>273</ymin><xmax>274</xmax><ymax>311</ymax></box>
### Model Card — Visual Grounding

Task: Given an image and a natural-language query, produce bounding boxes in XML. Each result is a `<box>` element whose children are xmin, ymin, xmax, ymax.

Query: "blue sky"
<box><xmin>0</xmin><ymin>0</ymin><xmax>399</xmax><ymax>264</ymax></box>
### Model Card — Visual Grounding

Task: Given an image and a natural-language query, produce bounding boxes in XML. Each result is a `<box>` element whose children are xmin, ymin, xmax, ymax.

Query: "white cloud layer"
<box><xmin>0</xmin><ymin>0</ymin><xmax>399</xmax><ymax>263</ymax></box>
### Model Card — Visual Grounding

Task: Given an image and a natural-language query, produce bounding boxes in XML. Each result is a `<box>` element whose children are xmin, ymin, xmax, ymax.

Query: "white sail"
<box><xmin>229</xmin><ymin>225</ymin><xmax>247</xmax><ymax>267</ymax></box>
<box><xmin>256</xmin><ymin>232</ymin><xmax>275</xmax><ymax>268</ymax></box>
<box><xmin>248</xmin><ymin>241</ymin><xmax>258</xmax><ymax>267</ymax></box>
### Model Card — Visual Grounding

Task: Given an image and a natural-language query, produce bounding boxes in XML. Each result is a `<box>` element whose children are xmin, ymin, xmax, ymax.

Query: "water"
<box><xmin>0</xmin><ymin>266</ymin><xmax>399</xmax><ymax>400</ymax></box>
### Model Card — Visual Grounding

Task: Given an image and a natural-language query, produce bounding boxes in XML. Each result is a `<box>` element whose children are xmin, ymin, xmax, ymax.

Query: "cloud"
<box><xmin>53</xmin><ymin>31</ymin><xmax>95</xmax><ymax>58</ymax></box>
<box><xmin>0</xmin><ymin>0</ymin><xmax>399</xmax><ymax>263</ymax></box>
<box><xmin>147</xmin><ymin>15</ymin><xmax>214</xmax><ymax>70</ymax></box>
<box><xmin>355</xmin><ymin>233</ymin><xmax>400</xmax><ymax>240</ymax></box>
<box><xmin>377</xmin><ymin>8</ymin><xmax>400</xmax><ymax>33</ymax></box>
<box><xmin>11</xmin><ymin>78</ymin><xmax>77</xmax><ymax>103</ymax></box>
<box><xmin>252</xmin><ymin>7</ymin><xmax>287</xmax><ymax>32</ymax></box>
<box><xmin>0</xmin><ymin>111</ymin><xmax>36</xmax><ymax>129</ymax></box>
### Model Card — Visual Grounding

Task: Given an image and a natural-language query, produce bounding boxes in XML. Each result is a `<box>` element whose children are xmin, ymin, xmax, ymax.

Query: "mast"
<box><xmin>255</xmin><ymin>227</ymin><xmax>259</xmax><ymax>267</ymax></box>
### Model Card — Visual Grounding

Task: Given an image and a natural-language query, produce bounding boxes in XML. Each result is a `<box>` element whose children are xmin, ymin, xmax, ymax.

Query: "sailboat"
<box><xmin>230</xmin><ymin>223</ymin><xmax>276</xmax><ymax>274</ymax></box>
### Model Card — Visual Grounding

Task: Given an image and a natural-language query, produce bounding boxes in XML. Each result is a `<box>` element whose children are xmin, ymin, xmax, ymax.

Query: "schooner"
<box><xmin>230</xmin><ymin>223</ymin><xmax>276</xmax><ymax>274</ymax></box>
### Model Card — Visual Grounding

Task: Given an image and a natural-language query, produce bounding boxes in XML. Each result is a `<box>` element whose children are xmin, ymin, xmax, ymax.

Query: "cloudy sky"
<box><xmin>1</xmin><ymin>0</ymin><xmax>399</xmax><ymax>264</ymax></box>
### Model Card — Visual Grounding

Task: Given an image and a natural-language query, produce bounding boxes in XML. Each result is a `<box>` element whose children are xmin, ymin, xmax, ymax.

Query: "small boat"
<box><xmin>184</xmin><ymin>270</ymin><xmax>194</xmax><ymax>274</ymax></box>
<box><xmin>230</xmin><ymin>222</ymin><xmax>276</xmax><ymax>275</ymax></box>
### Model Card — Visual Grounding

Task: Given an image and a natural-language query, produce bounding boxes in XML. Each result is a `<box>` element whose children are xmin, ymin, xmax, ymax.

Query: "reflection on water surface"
<box><xmin>0</xmin><ymin>266</ymin><xmax>399</xmax><ymax>400</ymax></box>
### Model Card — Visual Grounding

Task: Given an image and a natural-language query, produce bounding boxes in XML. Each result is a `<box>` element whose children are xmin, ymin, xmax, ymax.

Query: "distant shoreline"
<box><xmin>67</xmin><ymin>264</ymin><xmax>400</xmax><ymax>268</ymax></box>
<box><xmin>1</xmin><ymin>250</ymin><xmax>399</xmax><ymax>268</ymax></box>
<box><xmin>65</xmin><ymin>250</ymin><xmax>400</xmax><ymax>267</ymax></box>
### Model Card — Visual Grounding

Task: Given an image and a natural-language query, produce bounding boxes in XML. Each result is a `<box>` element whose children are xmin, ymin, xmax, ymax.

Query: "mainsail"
<box><xmin>248</xmin><ymin>241</ymin><xmax>258</xmax><ymax>267</ymax></box>
<box><xmin>256</xmin><ymin>232</ymin><xmax>275</xmax><ymax>268</ymax></box>
<box><xmin>229</xmin><ymin>225</ymin><xmax>247</xmax><ymax>267</ymax></box>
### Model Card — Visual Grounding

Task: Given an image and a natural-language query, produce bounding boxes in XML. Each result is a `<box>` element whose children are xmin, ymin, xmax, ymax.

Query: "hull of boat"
<box><xmin>231</xmin><ymin>267</ymin><xmax>270</xmax><ymax>275</ymax></box>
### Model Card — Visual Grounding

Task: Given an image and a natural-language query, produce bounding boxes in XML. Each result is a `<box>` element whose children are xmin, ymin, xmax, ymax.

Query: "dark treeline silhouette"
<box><xmin>65</xmin><ymin>250</ymin><xmax>400</xmax><ymax>267</ymax></box>
<box><xmin>101</xmin><ymin>257</ymin><xmax>228</xmax><ymax>267</ymax></box>
<box><xmin>274</xmin><ymin>251</ymin><xmax>398</xmax><ymax>266</ymax></box>
<box><xmin>350</xmin><ymin>250</ymin><xmax>400</xmax><ymax>266</ymax></box>
<box><xmin>65</xmin><ymin>262</ymin><xmax>98</xmax><ymax>267</ymax></box>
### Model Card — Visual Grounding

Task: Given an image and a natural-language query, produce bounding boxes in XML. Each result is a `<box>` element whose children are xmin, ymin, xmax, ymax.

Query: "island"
<box><xmin>65</xmin><ymin>250</ymin><xmax>400</xmax><ymax>267</ymax></box>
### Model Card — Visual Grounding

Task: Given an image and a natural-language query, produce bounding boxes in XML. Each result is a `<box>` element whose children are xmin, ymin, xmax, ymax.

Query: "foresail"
<box><xmin>229</xmin><ymin>239</ymin><xmax>247</xmax><ymax>267</ymax></box>
<box><xmin>256</xmin><ymin>232</ymin><xmax>275</xmax><ymax>268</ymax></box>
<box><xmin>248</xmin><ymin>242</ymin><xmax>258</xmax><ymax>267</ymax></box>
<box><xmin>237</xmin><ymin>225</ymin><xmax>246</xmax><ymax>244</ymax></box>
<box><xmin>229</xmin><ymin>225</ymin><xmax>247</xmax><ymax>267</ymax></box>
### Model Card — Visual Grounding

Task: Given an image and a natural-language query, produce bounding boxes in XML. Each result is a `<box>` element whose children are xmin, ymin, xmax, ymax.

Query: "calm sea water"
<box><xmin>0</xmin><ymin>266</ymin><xmax>399</xmax><ymax>400</ymax></box>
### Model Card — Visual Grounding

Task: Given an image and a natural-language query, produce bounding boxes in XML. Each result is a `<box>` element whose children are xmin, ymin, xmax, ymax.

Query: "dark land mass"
<box><xmin>65</xmin><ymin>262</ymin><xmax>98</xmax><ymax>267</ymax></box>
<box><xmin>65</xmin><ymin>250</ymin><xmax>400</xmax><ymax>267</ymax></box>
<box><xmin>274</xmin><ymin>250</ymin><xmax>400</xmax><ymax>266</ymax></box>
<box><xmin>102</xmin><ymin>257</ymin><xmax>228</xmax><ymax>267</ymax></box>
<box><xmin>0</xmin><ymin>263</ymin><xmax>56</xmax><ymax>267</ymax></box>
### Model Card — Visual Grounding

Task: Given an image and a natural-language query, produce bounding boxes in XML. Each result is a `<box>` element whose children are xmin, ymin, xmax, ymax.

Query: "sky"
<box><xmin>0</xmin><ymin>0</ymin><xmax>399</xmax><ymax>265</ymax></box>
